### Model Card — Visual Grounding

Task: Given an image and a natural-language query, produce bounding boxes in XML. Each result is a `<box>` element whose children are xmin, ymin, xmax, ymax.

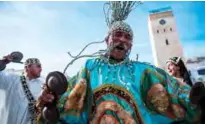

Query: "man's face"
<box><xmin>107</xmin><ymin>31</ymin><xmax>132</xmax><ymax>60</ymax></box>
<box><xmin>26</xmin><ymin>64</ymin><xmax>42</xmax><ymax>78</ymax></box>
<box><xmin>166</xmin><ymin>62</ymin><xmax>180</xmax><ymax>77</ymax></box>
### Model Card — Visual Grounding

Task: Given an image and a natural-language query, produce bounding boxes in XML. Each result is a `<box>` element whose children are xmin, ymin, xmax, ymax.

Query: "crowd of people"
<box><xmin>1</xmin><ymin>1</ymin><xmax>204</xmax><ymax>124</ymax></box>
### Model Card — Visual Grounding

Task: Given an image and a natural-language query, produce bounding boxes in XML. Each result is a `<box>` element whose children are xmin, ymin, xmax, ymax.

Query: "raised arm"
<box><xmin>0</xmin><ymin>54</ymin><xmax>20</xmax><ymax>90</ymax></box>
<box><xmin>0</xmin><ymin>55</ymin><xmax>19</xmax><ymax>90</ymax></box>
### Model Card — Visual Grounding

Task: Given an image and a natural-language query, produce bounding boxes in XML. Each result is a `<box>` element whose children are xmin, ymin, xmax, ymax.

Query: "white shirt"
<box><xmin>0</xmin><ymin>71</ymin><xmax>44</xmax><ymax>124</ymax></box>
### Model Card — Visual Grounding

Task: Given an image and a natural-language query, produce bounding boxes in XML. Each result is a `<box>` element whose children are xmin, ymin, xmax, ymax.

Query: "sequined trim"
<box><xmin>63</xmin><ymin>78</ymin><xmax>87</xmax><ymax>116</ymax></box>
<box><xmin>92</xmin><ymin>84</ymin><xmax>144</xmax><ymax>124</ymax></box>
<box><xmin>99</xmin><ymin>114</ymin><xmax>120</xmax><ymax>124</ymax></box>
<box><xmin>90</xmin><ymin>101</ymin><xmax>136</xmax><ymax>124</ymax></box>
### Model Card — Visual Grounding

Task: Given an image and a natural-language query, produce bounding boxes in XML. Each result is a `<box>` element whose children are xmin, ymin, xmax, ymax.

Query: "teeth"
<box><xmin>110</xmin><ymin>42</ymin><xmax>129</xmax><ymax>51</ymax></box>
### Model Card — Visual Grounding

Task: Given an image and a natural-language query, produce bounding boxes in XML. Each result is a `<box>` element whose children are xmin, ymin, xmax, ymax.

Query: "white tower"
<box><xmin>148</xmin><ymin>7</ymin><xmax>184</xmax><ymax>69</ymax></box>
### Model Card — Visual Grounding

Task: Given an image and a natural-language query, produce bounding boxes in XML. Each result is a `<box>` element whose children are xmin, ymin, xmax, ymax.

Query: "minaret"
<box><xmin>148</xmin><ymin>7</ymin><xmax>184</xmax><ymax>69</ymax></box>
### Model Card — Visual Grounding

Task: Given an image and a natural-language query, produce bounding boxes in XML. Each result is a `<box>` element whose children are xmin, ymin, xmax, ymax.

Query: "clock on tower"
<box><xmin>148</xmin><ymin>7</ymin><xmax>184</xmax><ymax>69</ymax></box>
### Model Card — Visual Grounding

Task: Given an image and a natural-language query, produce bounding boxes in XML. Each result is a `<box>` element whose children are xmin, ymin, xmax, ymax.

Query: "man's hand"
<box><xmin>36</xmin><ymin>84</ymin><xmax>55</xmax><ymax>108</ymax></box>
<box><xmin>2</xmin><ymin>55</ymin><xmax>12</xmax><ymax>64</ymax></box>
<box><xmin>40</xmin><ymin>90</ymin><xmax>55</xmax><ymax>103</ymax></box>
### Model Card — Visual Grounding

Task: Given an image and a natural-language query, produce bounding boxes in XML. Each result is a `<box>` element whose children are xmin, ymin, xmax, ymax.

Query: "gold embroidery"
<box><xmin>100</xmin><ymin>115</ymin><xmax>120</xmax><ymax>124</ymax></box>
<box><xmin>36</xmin><ymin>113</ymin><xmax>41</xmax><ymax>124</ymax></box>
<box><xmin>64</xmin><ymin>78</ymin><xmax>87</xmax><ymax>112</ymax></box>
<box><xmin>171</xmin><ymin>104</ymin><xmax>185</xmax><ymax>119</ymax></box>
<box><xmin>147</xmin><ymin>84</ymin><xmax>187</xmax><ymax>119</ymax></box>
<box><xmin>90</xmin><ymin>101</ymin><xmax>136</xmax><ymax>124</ymax></box>
<box><xmin>147</xmin><ymin>84</ymin><xmax>170</xmax><ymax>113</ymax></box>
<box><xmin>92</xmin><ymin>84</ymin><xmax>144</xmax><ymax>124</ymax></box>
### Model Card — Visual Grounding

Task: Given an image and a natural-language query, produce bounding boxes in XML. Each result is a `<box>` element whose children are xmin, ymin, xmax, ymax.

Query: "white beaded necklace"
<box><xmin>99</xmin><ymin>56</ymin><xmax>136</xmax><ymax>90</ymax></box>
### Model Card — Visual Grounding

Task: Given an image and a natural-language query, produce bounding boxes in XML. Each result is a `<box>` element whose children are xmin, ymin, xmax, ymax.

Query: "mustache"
<box><xmin>108</xmin><ymin>42</ymin><xmax>128</xmax><ymax>51</ymax></box>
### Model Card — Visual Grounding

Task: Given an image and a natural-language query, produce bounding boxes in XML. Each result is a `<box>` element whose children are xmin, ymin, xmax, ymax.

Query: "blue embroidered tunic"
<box><xmin>38</xmin><ymin>57</ymin><xmax>200</xmax><ymax>124</ymax></box>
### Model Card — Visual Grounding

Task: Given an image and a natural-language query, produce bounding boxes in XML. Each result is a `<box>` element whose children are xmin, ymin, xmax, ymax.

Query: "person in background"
<box><xmin>166</xmin><ymin>56</ymin><xmax>193</xmax><ymax>87</ymax></box>
<box><xmin>0</xmin><ymin>55</ymin><xmax>44</xmax><ymax>124</ymax></box>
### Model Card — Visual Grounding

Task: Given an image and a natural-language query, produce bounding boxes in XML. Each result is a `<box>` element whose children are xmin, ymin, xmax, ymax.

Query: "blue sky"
<box><xmin>0</xmin><ymin>1</ymin><xmax>204</xmax><ymax>76</ymax></box>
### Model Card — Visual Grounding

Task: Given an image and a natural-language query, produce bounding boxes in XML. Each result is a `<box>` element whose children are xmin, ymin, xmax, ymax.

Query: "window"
<box><xmin>164</xmin><ymin>29</ymin><xmax>166</xmax><ymax>32</ymax></box>
<box><xmin>198</xmin><ymin>69</ymin><xmax>205</xmax><ymax>75</ymax></box>
<box><xmin>170</xmin><ymin>28</ymin><xmax>172</xmax><ymax>31</ymax></box>
<box><xmin>165</xmin><ymin>39</ymin><xmax>169</xmax><ymax>45</ymax></box>
<box><xmin>157</xmin><ymin>30</ymin><xmax>159</xmax><ymax>33</ymax></box>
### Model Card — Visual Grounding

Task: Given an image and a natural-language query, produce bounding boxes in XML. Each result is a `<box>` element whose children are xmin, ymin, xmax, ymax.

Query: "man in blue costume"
<box><xmin>37</xmin><ymin>1</ymin><xmax>200</xmax><ymax>124</ymax></box>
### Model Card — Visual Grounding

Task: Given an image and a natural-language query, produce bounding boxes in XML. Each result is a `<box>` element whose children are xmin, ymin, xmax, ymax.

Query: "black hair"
<box><xmin>167</xmin><ymin>57</ymin><xmax>193</xmax><ymax>87</ymax></box>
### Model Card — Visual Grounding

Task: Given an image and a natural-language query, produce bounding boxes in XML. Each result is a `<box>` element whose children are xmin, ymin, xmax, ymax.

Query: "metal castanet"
<box><xmin>10</xmin><ymin>51</ymin><xmax>23</xmax><ymax>63</ymax></box>
<box><xmin>0</xmin><ymin>51</ymin><xmax>23</xmax><ymax>71</ymax></box>
<box><xmin>42</xmin><ymin>71</ymin><xmax>68</xmax><ymax>123</ymax></box>
<box><xmin>42</xmin><ymin>104</ymin><xmax>59</xmax><ymax>124</ymax></box>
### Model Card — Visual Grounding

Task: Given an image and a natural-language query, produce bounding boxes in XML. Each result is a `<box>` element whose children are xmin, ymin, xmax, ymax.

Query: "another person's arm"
<box><xmin>0</xmin><ymin>55</ymin><xmax>19</xmax><ymax>90</ymax></box>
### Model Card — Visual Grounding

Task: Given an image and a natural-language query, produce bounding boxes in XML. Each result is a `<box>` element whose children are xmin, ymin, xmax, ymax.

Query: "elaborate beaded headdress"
<box><xmin>63</xmin><ymin>1</ymin><xmax>141</xmax><ymax>73</ymax></box>
<box><xmin>166</xmin><ymin>57</ymin><xmax>181</xmax><ymax>65</ymax></box>
<box><xmin>104</xmin><ymin>1</ymin><xmax>142</xmax><ymax>42</ymax></box>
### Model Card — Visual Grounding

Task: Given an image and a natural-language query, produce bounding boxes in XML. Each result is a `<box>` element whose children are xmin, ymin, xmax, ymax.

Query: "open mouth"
<box><xmin>168</xmin><ymin>69</ymin><xmax>174</xmax><ymax>75</ymax></box>
<box><xmin>113</xmin><ymin>43</ymin><xmax>127</xmax><ymax>52</ymax></box>
<box><xmin>115</xmin><ymin>45</ymin><xmax>125</xmax><ymax>51</ymax></box>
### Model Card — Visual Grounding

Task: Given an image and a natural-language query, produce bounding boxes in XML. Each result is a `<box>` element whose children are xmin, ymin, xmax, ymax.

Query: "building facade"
<box><xmin>148</xmin><ymin>7</ymin><xmax>184</xmax><ymax>69</ymax></box>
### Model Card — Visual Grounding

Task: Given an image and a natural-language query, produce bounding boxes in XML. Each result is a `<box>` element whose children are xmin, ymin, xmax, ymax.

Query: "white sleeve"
<box><xmin>0</xmin><ymin>71</ymin><xmax>19</xmax><ymax>90</ymax></box>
